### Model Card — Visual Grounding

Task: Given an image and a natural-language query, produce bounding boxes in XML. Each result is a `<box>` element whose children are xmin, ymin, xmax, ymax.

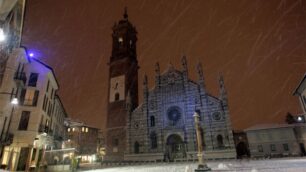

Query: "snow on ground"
<box><xmin>81</xmin><ymin>158</ymin><xmax>306</xmax><ymax>172</ymax></box>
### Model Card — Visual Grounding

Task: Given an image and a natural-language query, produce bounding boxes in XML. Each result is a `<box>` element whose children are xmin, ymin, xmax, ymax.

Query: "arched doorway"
<box><xmin>236</xmin><ymin>142</ymin><xmax>249</xmax><ymax>158</ymax></box>
<box><xmin>134</xmin><ymin>141</ymin><xmax>140</xmax><ymax>154</ymax></box>
<box><xmin>217</xmin><ymin>135</ymin><xmax>224</xmax><ymax>148</ymax></box>
<box><xmin>165</xmin><ymin>134</ymin><xmax>185</xmax><ymax>161</ymax></box>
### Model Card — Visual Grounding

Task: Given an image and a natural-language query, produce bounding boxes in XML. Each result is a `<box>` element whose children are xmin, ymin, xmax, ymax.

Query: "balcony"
<box><xmin>0</xmin><ymin>133</ymin><xmax>14</xmax><ymax>146</ymax></box>
<box><xmin>38</xmin><ymin>124</ymin><xmax>51</xmax><ymax>134</ymax></box>
<box><xmin>14</xmin><ymin>72</ymin><xmax>27</xmax><ymax>87</ymax></box>
<box><xmin>38</xmin><ymin>124</ymin><xmax>45</xmax><ymax>133</ymax></box>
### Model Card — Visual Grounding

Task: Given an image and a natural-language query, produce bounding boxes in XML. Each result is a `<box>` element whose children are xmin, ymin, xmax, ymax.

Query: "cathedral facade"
<box><xmin>125</xmin><ymin>60</ymin><xmax>236</xmax><ymax>161</ymax></box>
<box><xmin>106</xmin><ymin>10</ymin><xmax>236</xmax><ymax>161</ymax></box>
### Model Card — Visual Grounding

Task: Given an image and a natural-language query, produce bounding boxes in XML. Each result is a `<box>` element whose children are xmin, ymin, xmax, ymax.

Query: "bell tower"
<box><xmin>106</xmin><ymin>8</ymin><xmax>139</xmax><ymax>161</ymax></box>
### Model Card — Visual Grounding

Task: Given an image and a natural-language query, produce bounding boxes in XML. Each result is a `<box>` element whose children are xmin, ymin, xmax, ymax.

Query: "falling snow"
<box><xmin>21</xmin><ymin>0</ymin><xmax>306</xmax><ymax>130</ymax></box>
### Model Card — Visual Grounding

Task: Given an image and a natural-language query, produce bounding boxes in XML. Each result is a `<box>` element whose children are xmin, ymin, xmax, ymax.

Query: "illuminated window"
<box><xmin>67</xmin><ymin>128</ymin><xmax>71</xmax><ymax>132</ymax></box>
<box><xmin>21</xmin><ymin>89</ymin><xmax>39</xmax><ymax>106</ymax></box>
<box><xmin>82</xmin><ymin>127</ymin><xmax>85</xmax><ymax>132</ymax></box>
<box><xmin>85</xmin><ymin>127</ymin><xmax>88</xmax><ymax>133</ymax></box>
<box><xmin>72</xmin><ymin>128</ymin><xmax>75</xmax><ymax>132</ymax></box>
<box><xmin>1</xmin><ymin>147</ymin><xmax>10</xmax><ymax>165</ymax></box>
<box><xmin>118</xmin><ymin>37</ymin><xmax>123</xmax><ymax>44</ymax></box>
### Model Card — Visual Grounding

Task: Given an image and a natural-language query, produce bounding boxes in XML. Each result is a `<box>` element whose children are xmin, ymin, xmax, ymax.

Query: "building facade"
<box><xmin>0</xmin><ymin>0</ymin><xmax>26</xmax><ymax>159</ymax></box>
<box><xmin>0</xmin><ymin>0</ymin><xmax>25</xmax><ymax>87</ymax></box>
<box><xmin>294</xmin><ymin>74</ymin><xmax>306</xmax><ymax>117</ymax></box>
<box><xmin>65</xmin><ymin>120</ymin><xmax>100</xmax><ymax>163</ymax></box>
<box><xmin>0</xmin><ymin>48</ymin><xmax>28</xmax><ymax>164</ymax></box>
<box><xmin>126</xmin><ymin>61</ymin><xmax>236</xmax><ymax>161</ymax></box>
<box><xmin>1</xmin><ymin>57</ymin><xmax>67</xmax><ymax>171</ymax></box>
<box><xmin>245</xmin><ymin>124</ymin><xmax>304</xmax><ymax>158</ymax></box>
<box><xmin>105</xmin><ymin>9</ymin><xmax>236</xmax><ymax>161</ymax></box>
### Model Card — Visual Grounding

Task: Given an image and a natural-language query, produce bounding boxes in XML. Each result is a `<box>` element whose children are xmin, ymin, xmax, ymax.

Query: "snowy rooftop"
<box><xmin>244</xmin><ymin>123</ymin><xmax>295</xmax><ymax>131</ymax></box>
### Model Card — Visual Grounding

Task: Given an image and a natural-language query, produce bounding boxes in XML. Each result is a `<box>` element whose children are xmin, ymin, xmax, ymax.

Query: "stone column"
<box><xmin>194</xmin><ymin>112</ymin><xmax>211</xmax><ymax>172</ymax></box>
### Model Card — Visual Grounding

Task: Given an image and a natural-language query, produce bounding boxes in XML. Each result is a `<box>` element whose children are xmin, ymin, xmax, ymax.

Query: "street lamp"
<box><xmin>0</xmin><ymin>92</ymin><xmax>18</xmax><ymax>143</ymax></box>
<box><xmin>0</xmin><ymin>93</ymin><xmax>18</xmax><ymax>170</ymax></box>
<box><xmin>193</xmin><ymin>112</ymin><xmax>211</xmax><ymax>172</ymax></box>
<box><xmin>11</xmin><ymin>98</ymin><xmax>18</xmax><ymax>105</ymax></box>
<box><xmin>0</xmin><ymin>28</ymin><xmax>5</xmax><ymax>42</ymax></box>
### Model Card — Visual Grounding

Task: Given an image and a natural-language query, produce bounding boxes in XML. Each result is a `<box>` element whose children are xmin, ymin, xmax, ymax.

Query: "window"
<box><xmin>134</xmin><ymin>141</ymin><xmax>140</xmax><ymax>154</ymax></box>
<box><xmin>150</xmin><ymin>132</ymin><xmax>157</xmax><ymax>149</ymax></box>
<box><xmin>150</xmin><ymin>116</ymin><xmax>155</xmax><ymax>127</ymax></box>
<box><xmin>47</xmin><ymin>102</ymin><xmax>51</xmax><ymax>116</ymax></box>
<box><xmin>28</xmin><ymin>73</ymin><xmax>39</xmax><ymax>87</ymax></box>
<box><xmin>46</xmin><ymin>80</ymin><xmax>50</xmax><ymax>92</ymax></box>
<box><xmin>82</xmin><ymin>127</ymin><xmax>85</xmax><ymax>132</ymax></box>
<box><xmin>270</xmin><ymin>144</ymin><xmax>276</xmax><ymax>151</ymax></box>
<box><xmin>283</xmin><ymin>143</ymin><xmax>289</xmax><ymax>151</ymax></box>
<box><xmin>167</xmin><ymin>106</ymin><xmax>182</xmax><ymax>126</ymax></box>
<box><xmin>85</xmin><ymin>127</ymin><xmax>88</xmax><ymax>133</ymax></box>
<box><xmin>43</xmin><ymin>95</ymin><xmax>47</xmax><ymax>111</ymax></box>
<box><xmin>67</xmin><ymin>128</ymin><xmax>71</xmax><ymax>132</ymax></box>
<box><xmin>118</xmin><ymin>37</ymin><xmax>123</xmax><ymax>44</ymax></box>
<box><xmin>212</xmin><ymin>112</ymin><xmax>222</xmax><ymax>121</ymax></box>
<box><xmin>51</xmin><ymin>89</ymin><xmax>54</xmax><ymax>99</ymax></box>
<box><xmin>21</xmin><ymin>89</ymin><xmax>39</xmax><ymax>106</ymax></box>
<box><xmin>115</xmin><ymin>93</ymin><xmax>120</xmax><ymax>101</ymax></box>
<box><xmin>217</xmin><ymin>135</ymin><xmax>224</xmax><ymax>148</ymax></box>
<box><xmin>258</xmin><ymin>145</ymin><xmax>263</xmax><ymax>152</ymax></box>
<box><xmin>18</xmin><ymin>111</ymin><xmax>30</xmax><ymax>130</ymax></box>
<box><xmin>113</xmin><ymin>138</ymin><xmax>119</xmax><ymax>146</ymax></box>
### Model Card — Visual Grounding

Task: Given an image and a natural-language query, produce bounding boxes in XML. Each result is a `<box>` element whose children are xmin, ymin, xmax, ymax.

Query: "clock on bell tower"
<box><xmin>105</xmin><ymin>8</ymin><xmax>139</xmax><ymax>161</ymax></box>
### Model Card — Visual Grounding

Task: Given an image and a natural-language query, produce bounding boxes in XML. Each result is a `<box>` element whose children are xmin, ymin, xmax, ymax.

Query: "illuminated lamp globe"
<box><xmin>11</xmin><ymin>98</ymin><xmax>18</xmax><ymax>105</ymax></box>
<box><xmin>0</xmin><ymin>28</ymin><xmax>5</xmax><ymax>42</ymax></box>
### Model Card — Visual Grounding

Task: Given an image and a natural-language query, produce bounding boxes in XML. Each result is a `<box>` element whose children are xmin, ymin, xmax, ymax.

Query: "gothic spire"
<box><xmin>167</xmin><ymin>63</ymin><xmax>175</xmax><ymax>72</ymax></box>
<box><xmin>155</xmin><ymin>62</ymin><xmax>160</xmax><ymax>76</ymax></box>
<box><xmin>219</xmin><ymin>74</ymin><xmax>228</xmax><ymax>102</ymax></box>
<box><xmin>143</xmin><ymin>74</ymin><xmax>149</xmax><ymax>100</ymax></box>
<box><xmin>143</xmin><ymin>74</ymin><xmax>148</xmax><ymax>88</ymax></box>
<box><xmin>123</xmin><ymin>7</ymin><xmax>128</xmax><ymax>20</ymax></box>
<box><xmin>126</xmin><ymin>90</ymin><xmax>132</xmax><ymax>111</ymax></box>
<box><xmin>197</xmin><ymin>63</ymin><xmax>204</xmax><ymax>79</ymax></box>
<box><xmin>196</xmin><ymin>62</ymin><xmax>206</xmax><ymax>89</ymax></box>
<box><xmin>181</xmin><ymin>55</ymin><xmax>188</xmax><ymax>71</ymax></box>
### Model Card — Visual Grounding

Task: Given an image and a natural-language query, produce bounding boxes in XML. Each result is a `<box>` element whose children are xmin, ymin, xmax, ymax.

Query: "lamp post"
<box><xmin>193</xmin><ymin>112</ymin><xmax>211</xmax><ymax>172</ymax></box>
<box><xmin>0</xmin><ymin>92</ymin><xmax>18</xmax><ymax>144</ymax></box>
<box><xmin>0</xmin><ymin>92</ymin><xmax>18</xmax><ymax>170</ymax></box>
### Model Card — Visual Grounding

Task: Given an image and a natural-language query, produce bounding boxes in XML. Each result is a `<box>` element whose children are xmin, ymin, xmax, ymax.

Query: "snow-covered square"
<box><xmin>81</xmin><ymin>158</ymin><xmax>306</xmax><ymax>172</ymax></box>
